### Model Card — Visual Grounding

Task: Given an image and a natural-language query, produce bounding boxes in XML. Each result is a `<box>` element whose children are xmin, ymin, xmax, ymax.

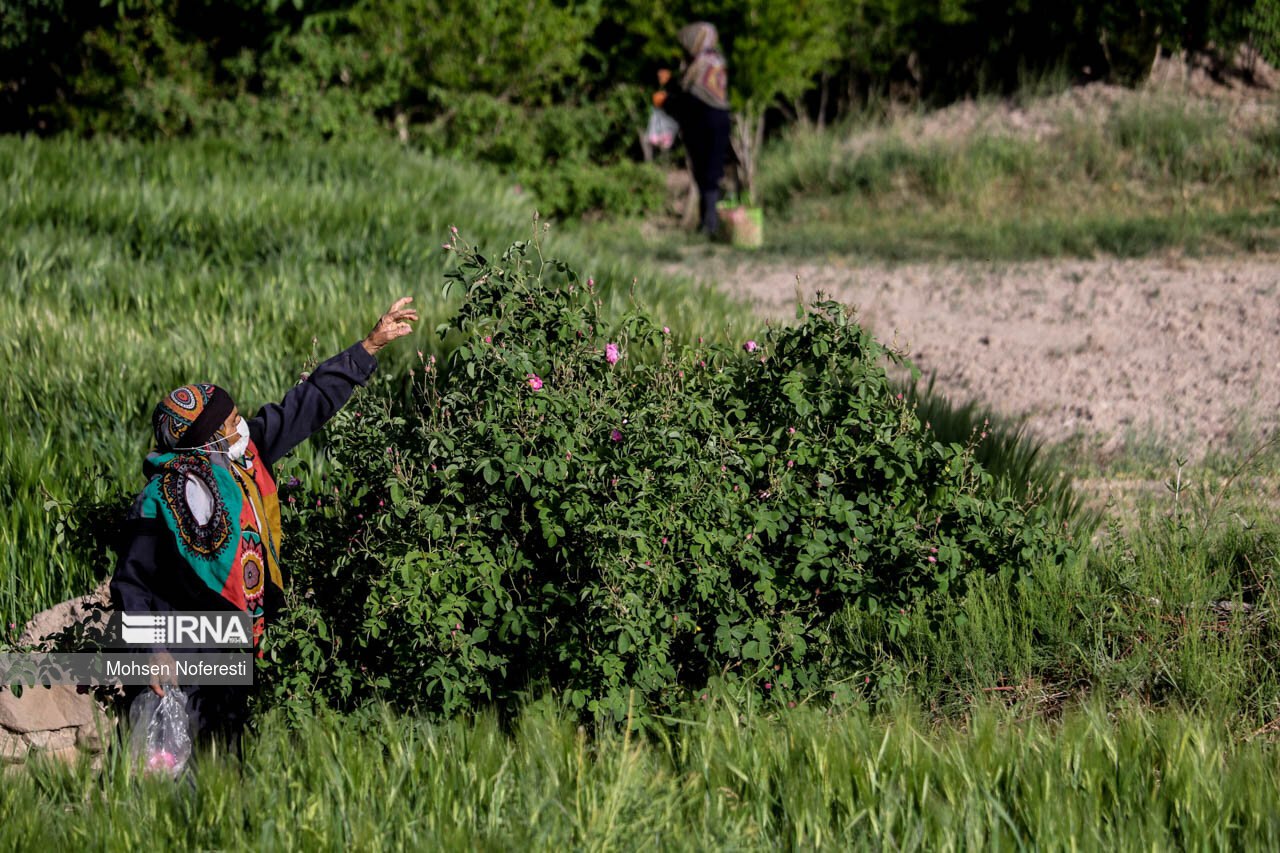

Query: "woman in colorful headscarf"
<box><xmin>653</xmin><ymin>22</ymin><xmax>731</xmax><ymax>236</ymax></box>
<box><xmin>110</xmin><ymin>297</ymin><xmax>418</xmax><ymax>753</ymax></box>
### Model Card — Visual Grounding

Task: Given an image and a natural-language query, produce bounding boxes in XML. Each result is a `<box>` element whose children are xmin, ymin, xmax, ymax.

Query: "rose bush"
<box><xmin>262</xmin><ymin>236</ymin><xmax>1073</xmax><ymax>720</ymax></box>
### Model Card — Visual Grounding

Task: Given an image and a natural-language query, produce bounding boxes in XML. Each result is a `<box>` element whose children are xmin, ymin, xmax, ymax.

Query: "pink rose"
<box><xmin>605</xmin><ymin>343</ymin><xmax>620</xmax><ymax>365</ymax></box>
<box><xmin>527</xmin><ymin>374</ymin><xmax>543</xmax><ymax>391</ymax></box>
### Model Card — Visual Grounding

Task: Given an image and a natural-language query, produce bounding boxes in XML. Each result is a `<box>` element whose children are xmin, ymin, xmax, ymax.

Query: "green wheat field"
<box><xmin>4</xmin><ymin>133</ymin><xmax>1280</xmax><ymax>850</ymax></box>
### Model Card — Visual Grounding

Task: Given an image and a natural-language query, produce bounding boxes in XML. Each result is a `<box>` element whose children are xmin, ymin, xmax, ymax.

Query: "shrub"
<box><xmin>262</xmin><ymin>236</ymin><xmax>1074</xmax><ymax>720</ymax></box>
<box><xmin>519</xmin><ymin>161</ymin><xmax>665</xmax><ymax>220</ymax></box>
<box><xmin>415</xmin><ymin>88</ymin><xmax>658</xmax><ymax>218</ymax></box>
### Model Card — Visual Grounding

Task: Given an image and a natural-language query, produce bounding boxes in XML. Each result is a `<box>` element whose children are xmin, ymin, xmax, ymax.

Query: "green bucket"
<box><xmin>717</xmin><ymin>204</ymin><xmax>764</xmax><ymax>248</ymax></box>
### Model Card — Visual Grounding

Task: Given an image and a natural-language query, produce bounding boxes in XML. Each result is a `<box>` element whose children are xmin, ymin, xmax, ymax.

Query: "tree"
<box><xmin>720</xmin><ymin>0</ymin><xmax>843</xmax><ymax>206</ymax></box>
<box><xmin>349</xmin><ymin>0</ymin><xmax>602</xmax><ymax>110</ymax></box>
<box><xmin>1246</xmin><ymin>0</ymin><xmax>1280</xmax><ymax>66</ymax></box>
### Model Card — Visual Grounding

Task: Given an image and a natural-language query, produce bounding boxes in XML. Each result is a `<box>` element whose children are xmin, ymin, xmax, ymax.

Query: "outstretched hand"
<box><xmin>362</xmin><ymin>297</ymin><xmax>418</xmax><ymax>357</ymax></box>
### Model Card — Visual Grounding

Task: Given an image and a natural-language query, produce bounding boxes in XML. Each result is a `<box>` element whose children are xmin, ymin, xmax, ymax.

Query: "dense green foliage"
<box><xmin>0</xmin><ymin>136</ymin><xmax>746</xmax><ymax>626</ymax></box>
<box><xmin>4</xmin><ymin>0</ymin><xmax>1273</xmax><ymax>217</ymax></box>
<box><xmin>259</xmin><ymin>236</ymin><xmax>1073</xmax><ymax>720</ymax></box>
<box><xmin>1</xmin><ymin>102</ymin><xmax>1278</xmax><ymax>846</ymax></box>
<box><xmin>2</xmin><ymin>0</ymin><xmax>1278</xmax><ymax>835</ymax></box>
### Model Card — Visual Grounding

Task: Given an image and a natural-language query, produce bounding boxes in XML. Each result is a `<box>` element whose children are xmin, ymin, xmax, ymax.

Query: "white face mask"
<box><xmin>185</xmin><ymin>417</ymin><xmax>249</xmax><ymax>459</ymax></box>
<box><xmin>224</xmin><ymin>417</ymin><xmax>250</xmax><ymax>460</ymax></box>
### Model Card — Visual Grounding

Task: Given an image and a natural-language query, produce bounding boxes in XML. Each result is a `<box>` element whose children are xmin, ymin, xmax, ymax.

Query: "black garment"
<box><xmin>665</xmin><ymin>87</ymin><xmax>731</xmax><ymax>235</ymax></box>
<box><xmin>112</xmin><ymin>341</ymin><xmax>378</xmax><ymax>742</ymax></box>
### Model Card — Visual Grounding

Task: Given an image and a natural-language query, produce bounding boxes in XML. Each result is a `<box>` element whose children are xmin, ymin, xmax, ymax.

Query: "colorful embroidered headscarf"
<box><xmin>678</xmin><ymin>22</ymin><xmax>730</xmax><ymax>110</ymax></box>
<box><xmin>153</xmin><ymin>383</ymin><xmax>235</xmax><ymax>451</ymax></box>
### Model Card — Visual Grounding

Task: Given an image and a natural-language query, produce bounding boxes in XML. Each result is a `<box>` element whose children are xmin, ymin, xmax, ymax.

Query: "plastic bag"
<box><xmin>128</xmin><ymin>689</ymin><xmax>194</xmax><ymax>778</ymax></box>
<box><xmin>646</xmin><ymin>108</ymin><xmax>678</xmax><ymax>150</ymax></box>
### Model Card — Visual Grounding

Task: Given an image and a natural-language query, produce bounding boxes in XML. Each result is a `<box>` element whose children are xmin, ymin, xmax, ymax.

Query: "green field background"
<box><xmin>4</xmin><ymin>135</ymin><xmax>1280</xmax><ymax>849</ymax></box>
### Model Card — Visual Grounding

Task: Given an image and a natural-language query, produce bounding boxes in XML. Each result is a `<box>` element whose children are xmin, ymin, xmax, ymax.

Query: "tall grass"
<box><xmin>907</xmin><ymin>375</ymin><xmax>1097</xmax><ymax>537</ymax></box>
<box><xmin>830</xmin><ymin>497</ymin><xmax>1280</xmax><ymax>725</ymax></box>
<box><xmin>3</xmin><ymin>130</ymin><xmax>1278</xmax><ymax>847</ymax></box>
<box><xmin>0</xmin><ymin>137</ymin><xmax>748</xmax><ymax>623</ymax></box>
<box><xmin>5</xmin><ymin>698</ymin><xmax>1280</xmax><ymax>849</ymax></box>
<box><xmin>756</xmin><ymin>94</ymin><xmax>1280</xmax><ymax>260</ymax></box>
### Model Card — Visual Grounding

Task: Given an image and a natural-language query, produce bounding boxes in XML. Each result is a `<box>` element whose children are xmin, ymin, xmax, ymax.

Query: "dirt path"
<box><xmin>672</xmin><ymin>252</ymin><xmax>1280</xmax><ymax>463</ymax></box>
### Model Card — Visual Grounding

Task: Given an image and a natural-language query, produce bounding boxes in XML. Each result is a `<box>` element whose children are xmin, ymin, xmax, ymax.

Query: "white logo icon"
<box><xmin>121</xmin><ymin>613</ymin><xmax>166</xmax><ymax>645</ymax></box>
<box><xmin>120</xmin><ymin>613</ymin><xmax>251</xmax><ymax>647</ymax></box>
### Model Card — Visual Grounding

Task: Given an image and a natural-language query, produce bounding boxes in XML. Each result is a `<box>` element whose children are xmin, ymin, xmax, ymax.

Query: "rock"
<box><xmin>75</xmin><ymin>715</ymin><xmax>115</xmax><ymax>752</ymax></box>
<box><xmin>0</xmin><ymin>685</ymin><xmax>96</xmax><ymax>733</ymax></box>
<box><xmin>0</xmin><ymin>727</ymin><xmax>27</xmax><ymax>763</ymax></box>
<box><xmin>50</xmin><ymin>746</ymin><xmax>84</xmax><ymax>766</ymax></box>
<box><xmin>25</xmin><ymin>745</ymin><xmax>82</xmax><ymax>767</ymax></box>
<box><xmin>18</xmin><ymin>578</ymin><xmax>112</xmax><ymax>649</ymax></box>
<box><xmin>24</xmin><ymin>727</ymin><xmax>77</xmax><ymax>752</ymax></box>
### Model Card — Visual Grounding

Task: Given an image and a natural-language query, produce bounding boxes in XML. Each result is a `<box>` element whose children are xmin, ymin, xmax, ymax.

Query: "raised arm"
<box><xmin>249</xmin><ymin>297</ymin><xmax>418</xmax><ymax>468</ymax></box>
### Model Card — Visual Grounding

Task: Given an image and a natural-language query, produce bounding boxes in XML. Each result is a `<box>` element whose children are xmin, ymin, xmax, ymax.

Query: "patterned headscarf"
<box><xmin>152</xmin><ymin>383</ymin><xmax>235</xmax><ymax>451</ymax></box>
<box><xmin>678</xmin><ymin>22</ymin><xmax>730</xmax><ymax>111</ymax></box>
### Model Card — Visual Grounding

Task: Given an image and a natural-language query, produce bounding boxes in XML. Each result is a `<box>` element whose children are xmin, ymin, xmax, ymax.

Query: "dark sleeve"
<box><xmin>662</xmin><ymin>80</ymin><xmax>694</xmax><ymax>128</ymax></box>
<box><xmin>109</xmin><ymin>518</ymin><xmax>171</xmax><ymax>655</ymax></box>
<box><xmin>249</xmin><ymin>341</ymin><xmax>379</xmax><ymax>468</ymax></box>
<box><xmin>110</xmin><ymin>519</ymin><xmax>164</xmax><ymax>614</ymax></box>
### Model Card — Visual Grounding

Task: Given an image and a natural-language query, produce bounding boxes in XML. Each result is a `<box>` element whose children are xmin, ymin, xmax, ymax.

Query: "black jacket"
<box><xmin>109</xmin><ymin>341</ymin><xmax>378</xmax><ymax>621</ymax></box>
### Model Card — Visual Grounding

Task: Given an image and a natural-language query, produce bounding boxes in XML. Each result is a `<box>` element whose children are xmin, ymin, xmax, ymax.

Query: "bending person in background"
<box><xmin>654</xmin><ymin>22</ymin><xmax>732</xmax><ymax>237</ymax></box>
<box><xmin>110</xmin><ymin>297</ymin><xmax>418</xmax><ymax>755</ymax></box>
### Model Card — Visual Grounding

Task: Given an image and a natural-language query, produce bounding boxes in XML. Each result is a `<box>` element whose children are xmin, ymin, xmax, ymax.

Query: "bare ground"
<box><xmin>669</xmin><ymin>252</ymin><xmax>1280</xmax><ymax>466</ymax></box>
<box><xmin>650</xmin><ymin>58</ymin><xmax>1280</xmax><ymax>484</ymax></box>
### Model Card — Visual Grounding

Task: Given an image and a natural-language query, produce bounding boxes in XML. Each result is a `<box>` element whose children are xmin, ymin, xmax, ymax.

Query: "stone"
<box><xmin>24</xmin><ymin>745</ymin><xmax>82</xmax><ymax>768</ymax></box>
<box><xmin>18</xmin><ymin>578</ymin><xmax>112</xmax><ymax>649</ymax></box>
<box><xmin>75</xmin><ymin>715</ymin><xmax>116</xmax><ymax>752</ymax></box>
<box><xmin>24</xmin><ymin>727</ymin><xmax>76</xmax><ymax>752</ymax></box>
<box><xmin>0</xmin><ymin>727</ymin><xmax>28</xmax><ymax>763</ymax></box>
<box><xmin>0</xmin><ymin>685</ymin><xmax>95</xmax><ymax>733</ymax></box>
<box><xmin>46</xmin><ymin>746</ymin><xmax>83</xmax><ymax>766</ymax></box>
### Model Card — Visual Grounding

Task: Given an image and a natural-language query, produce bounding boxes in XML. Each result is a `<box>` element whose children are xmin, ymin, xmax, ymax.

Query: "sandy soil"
<box><xmin>673</xmin><ymin>253</ymin><xmax>1280</xmax><ymax>461</ymax></box>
